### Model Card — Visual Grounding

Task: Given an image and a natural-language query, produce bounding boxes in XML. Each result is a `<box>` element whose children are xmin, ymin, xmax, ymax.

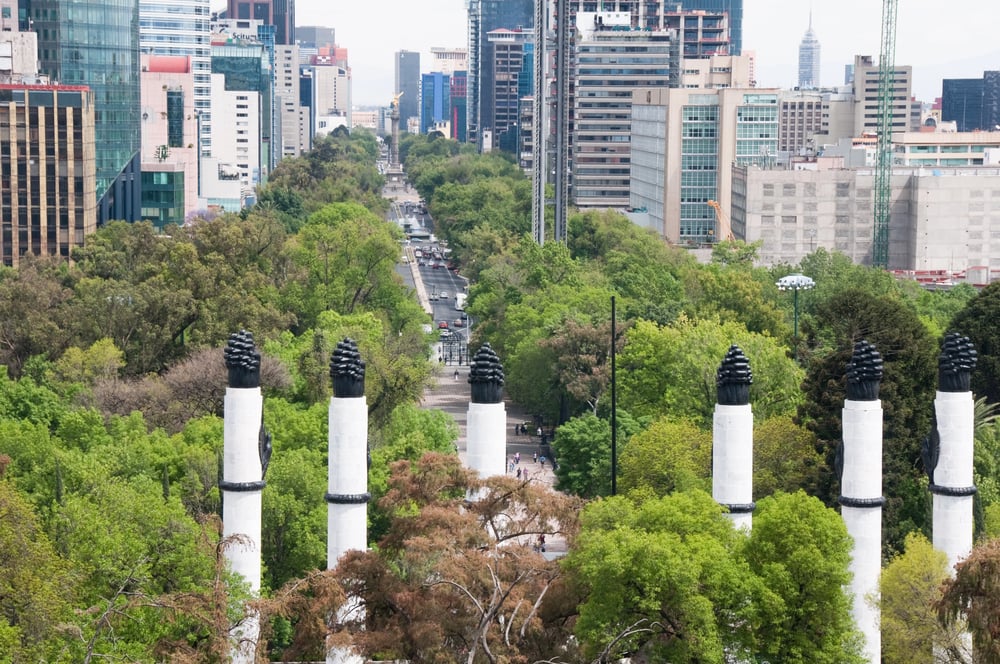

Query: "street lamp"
<box><xmin>776</xmin><ymin>273</ymin><xmax>815</xmax><ymax>360</ymax></box>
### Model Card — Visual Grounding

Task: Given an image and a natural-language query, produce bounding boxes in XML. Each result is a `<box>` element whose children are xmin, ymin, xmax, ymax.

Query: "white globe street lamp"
<box><xmin>776</xmin><ymin>274</ymin><xmax>816</xmax><ymax>360</ymax></box>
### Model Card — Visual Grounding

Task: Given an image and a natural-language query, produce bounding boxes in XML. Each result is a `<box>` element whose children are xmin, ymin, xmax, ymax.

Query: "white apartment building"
<box><xmin>274</xmin><ymin>43</ymin><xmax>301</xmax><ymax>159</ymax></box>
<box><xmin>201</xmin><ymin>73</ymin><xmax>261</xmax><ymax>211</ymax></box>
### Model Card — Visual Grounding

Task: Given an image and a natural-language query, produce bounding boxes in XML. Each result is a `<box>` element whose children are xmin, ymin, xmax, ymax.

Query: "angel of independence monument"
<box><xmin>838</xmin><ymin>340</ymin><xmax>884</xmax><ymax>664</ymax></box>
<box><xmin>713</xmin><ymin>345</ymin><xmax>755</xmax><ymax>531</ymax></box>
<box><xmin>926</xmin><ymin>333</ymin><xmax>978</xmax><ymax>571</ymax></box>
<box><xmin>465</xmin><ymin>343</ymin><xmax>507</xmax><ymax>483</ymax></box>
<box><xmin>325</xmin><ymin>338</ymin><xmax>370</xmax><ymax>664</ymax></box>
<box><xmin>221</xmin><ymin>330</ymin><xmax>272</xmax><ymax>663</ymax></box>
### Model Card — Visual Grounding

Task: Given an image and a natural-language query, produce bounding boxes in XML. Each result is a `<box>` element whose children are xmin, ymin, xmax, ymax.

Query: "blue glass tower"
<box><xmin>24</xmin><ymin>0</ymin><xmax>142</xmax><ymax>224</ymax></box>
<box><xmin>421</xmin><ymin>72</ymin><xmax>451</xmax><ymax>135</ymax></box>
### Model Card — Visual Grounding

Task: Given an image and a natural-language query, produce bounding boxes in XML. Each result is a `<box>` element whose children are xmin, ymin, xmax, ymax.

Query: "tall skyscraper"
<box><xmin>467</xmin><ymin>0</ymin><xmax>534</xmax><ymax>147</ymax></box>
<box><xmin>797</xmin><ymin>12</ymin><xmax>820</xmax><ymax>89</ymax></box>
<box><xmin>226</xmin><ymin>0</ymin><xmax>294</xmax><ymax>44</ymax></box>
<box><xmin>394</xmin><ymin>50</ymin><xmax>420</xmax><ymax>131</ymax></box>
<box><xmin>24</xmin><ymin>0</ymin><xmax>142</xmax><ymax>223</ymax></box>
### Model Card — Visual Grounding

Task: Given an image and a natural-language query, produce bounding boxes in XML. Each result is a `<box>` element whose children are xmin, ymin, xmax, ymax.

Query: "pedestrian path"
<box><xmin>420</xmin><ymin>363</ymin><xmax>567</xmax><ymax>556</ymax></box>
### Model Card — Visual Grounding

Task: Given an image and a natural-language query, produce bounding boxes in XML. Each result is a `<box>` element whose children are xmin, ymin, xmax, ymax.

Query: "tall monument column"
<box><xmin>326</xmin><ymin>338</ymin><xmax>370</xmax><ymax>568</ymax></box>
<box><xmin>326</xmin><ymin>338</ymin><xmax>368</xmax><ymax>664</ymax></box>
<box><xmin>838</xmin><ymin>340</ymin><xmax>884</xmax><ymax>664</ymax></box>
<box><xmin>222</xmin><ymin>330</ymin><xmax>271</xmax><ymax>663</ymax></box>
<box><xmin>927</xmin><ymin>332</ymin><xmax>978</xmax><ymax>571</ymax></box>
<box><xmin>466</xmin><ymin>343</ymin><xmax>506</xmax><ymax>480</ymax></box>
<box><xmin>712</xmin><ymin>345</ymin><xmax>754</xmax><ymax>531</ymax></box>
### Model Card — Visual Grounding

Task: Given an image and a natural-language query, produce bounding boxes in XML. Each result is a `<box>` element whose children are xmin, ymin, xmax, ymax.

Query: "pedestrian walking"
<box><xmin>516</xmin><ymin>468</ymin><xmax>522</xmax><ymax>479</ymax></box>
<box><xmin>515</xmin><ymin>452</ymin><xmax>520</xmax><ymax>464</ymax></box>
<box><xmin>533</xmin><ymin>452</ymin><xmax>538</xmax><ymax>463</ymax></box>
<box><xmin>454</xmin><ymin>369</ymin><xmax>459</xmax><ymax>380</ymax></box>
<box><xmin>536</xmin><ymin>426</ymin><xmax>542</xmax><ymax>438</ymax></box>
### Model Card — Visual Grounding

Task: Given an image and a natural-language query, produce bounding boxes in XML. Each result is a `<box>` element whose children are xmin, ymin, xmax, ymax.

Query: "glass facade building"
<box><xmin>680</xmin><ymin>100</ymin><xmax>719</xmax><ymax>240</ymax></box>
<box><xmin>24</xmin><ymin>0</ymin><xmax>141</xmax><ymax>223</ymax></box>
<box><xmin>941</xmin><ymin>78</ymin><xmax>984</xmax><ymax>132</ymax></box>
<box><xmin>420</xmin><ymin>72</ymin><xmax>451</xmax><ymax>135</ymax></box>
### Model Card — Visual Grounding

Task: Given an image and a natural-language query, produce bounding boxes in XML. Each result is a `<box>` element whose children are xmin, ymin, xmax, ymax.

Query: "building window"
<box><xmin>166</xmin><ymin>90</ymin><xmax>184</xmax><ymax>148</ymax></box>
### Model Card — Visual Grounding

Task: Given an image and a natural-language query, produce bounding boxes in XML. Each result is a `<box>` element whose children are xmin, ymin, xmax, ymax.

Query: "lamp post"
<box><xmin>776</xmin><ymin>274</ymin><xmax>815</xmax><ymax>360</ymax></box>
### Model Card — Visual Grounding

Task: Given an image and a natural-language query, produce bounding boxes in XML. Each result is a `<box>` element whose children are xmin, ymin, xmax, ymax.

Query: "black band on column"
<box><xmin>219</xmin><ymin>480</ymin><xmax>267</xmax><ymax>492</ymax></box>
<box><xmin>325</xmin><ymin>492</ymin><xmax>372</xmax><ymax>504</ymax></box>
<box><xmin>838</xmin><ymin>495</ymin><xmax>886</xmax><ymax>508</ymax></box>
<box><xmin>722</xmin><ymin>502</ymin><xmax>756</xmax><ymax>514</ymax></box>
<box><xmin>929</xmin><ymin>484</ymin><xmax>977</xmax><ymax>497</ymax></box>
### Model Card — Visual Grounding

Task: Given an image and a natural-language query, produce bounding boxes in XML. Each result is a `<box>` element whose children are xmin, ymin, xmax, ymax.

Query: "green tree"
<box><xmin>566</xmin><ymin>491</ymin><xmax>769</xmax><ymax>663</ymax></box>
<box><xmin>551</xmin><ymin>410</ymin><xmax>643</xmax><ymax>498</ymax></box>
<box><xmin>0</xmin><ymin>474</ymin><xmax>78</xmax><ymax>661</ymax></box>
<box><xmin>618</xmin><ymin>417</ymin><xmax>711</xmax><ymax>497</ymax></box>
<box><xmin>753</xmin><ymin>415</ymin><xmax>824</xmax><ymax>499</ymax></box>
<box><xmin>618</xmin><ymin>316</ymin><xmax>803</xmax><ymax>425</ymax></box>
<box><xmin>951</xmin><ymin>281</ymin><xmax>1000</xmax><ymax>405</ymax></box>
<box><xmin>798</xmin><ymin>288</ymin><xmax>937</xmax><ymax>553</ymax></box>
<box><xmin>881</xmin><ymin>532</ymin><xmax>969</xmax><ymax>664</ymax></box>
<box><xmin>744</xmin><ymin>491</ymin><xmax>865</xmax><ymax>664</ymax></box>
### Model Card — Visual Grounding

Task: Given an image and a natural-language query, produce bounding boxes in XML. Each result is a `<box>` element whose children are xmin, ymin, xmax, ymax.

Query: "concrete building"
<box><xmin>394</xmin><ymin>50</ymin><xmax>420</xmax><ymax>131</ymax></box>
<box><xmin>851</xmin><ymin>55</ymin><xmax>920</xmax><ymax>135</ymax></box>
<box><xmin>28</xmin><ymin>0</ymin><xmax>141</xmax><ymax>224</ymax></box>
<box><xmin>892</xmin><ymin>130</ymin><xmax>1000</xmax><ymax>167</ymax></box>
<box><xmin>797</xmin><ymin>13</ymin><xmax>820</xmax><ymax>89</ymax></box>
<box><xmin>312</xmin><ymin>57</ymin><xmax>351</xmax><ymax>136</ymax></box>
<box><xmin>0</xmin><ymin>83</ymin><xmax>97</xmax><ymax>266</ymax></box>
<box><xmin>677</xmin><ymin>53</ymin><xmax>751</xmax><ymax>90</ymax></box>
<box><xmin>732</xmin><ymin>163</ymin><xmax>1000</xmax><ymax>271</ymax></box>
<box><xmin>431</xmin><ymin>46</ymin><xmax>468</xmax><ymax>75</ymax></box>
<box><xmin>779</xmin><ymin>90</ymin><xmax>824</xmax><ymax>154</ymax></box>
<box><xmin>274</xmin><ymin>43</ymin><xmax>301</xmax><ymax>159</ymax></box>
<box><xmin>629</xmin><ymin>86</ymin><xmax>780</xmax><ymax>243</ymax></box>
<box><xmin>573</xmin><ymin>12</ymin><xmax>675</xmax><ymax>209</ymax></box>
<box><xmin>139</xmin><ymin>55</ymin><xmax>200</xmax><ymax>227</ymax></box>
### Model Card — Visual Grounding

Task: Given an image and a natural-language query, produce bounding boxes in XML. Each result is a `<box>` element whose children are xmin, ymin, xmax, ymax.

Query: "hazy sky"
<box><xmin>285</xmin><ymin>0</ymin><xmax>1000</xmax><ymax>107</ymax></box>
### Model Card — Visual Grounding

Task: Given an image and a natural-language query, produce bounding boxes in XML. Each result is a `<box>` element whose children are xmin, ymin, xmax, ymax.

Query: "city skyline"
<box><xmin>287</xmin><ymin>0</ymin><xmax>1000</xmax><ymax>107</ymax></box>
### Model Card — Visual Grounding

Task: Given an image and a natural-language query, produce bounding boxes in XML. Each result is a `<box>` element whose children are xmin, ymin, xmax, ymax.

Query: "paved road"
<box><xmin>386</xmin><ymin>181</ymin><xmax>567</xmax><ymax>556</ymax></box>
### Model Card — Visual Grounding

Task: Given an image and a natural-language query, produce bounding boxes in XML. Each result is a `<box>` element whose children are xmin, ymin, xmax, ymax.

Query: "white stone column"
<box><xmin>840</xmin><ymin>340</ymin><xmax>884</xmax><ymax>664</ymax></box>
<box><xmin>327</xmin><ymin>395</ymin><xmax>369</xmax><ymax>566</ymax></box>
<box><xmin>222</xmin><ymin>331</ymin><xmax>269</xmax><ymax>664</ymax></box>
<box><xmin>466</xmin><ymin>344</ymin><xmax>507</xmax><ymax>500</ymax></box>
<box><xmin>929</xmin><ymin>333</ymin><xmax>978</xmax><ymax>572</ymax></box>
<box><xmin>713</xmin><ymin>345</ymin><xmax>754</xmax><ymax>531</ymax></box>
<box><xmin>326</xmin><ymin>339</ymin><xmax>369</xmax><ymax>664</ymax></box>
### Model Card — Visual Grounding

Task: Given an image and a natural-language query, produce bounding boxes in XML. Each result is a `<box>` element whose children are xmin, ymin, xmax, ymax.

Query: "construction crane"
<box><xmin>707</xmin><ymin>200</ymin><xmax>734</xmax><ymax>242</ymax></box>
<box><xmin>872</xmin><ymin>0</ymin><xmax>899</xmax><ymax>268</ymax></box>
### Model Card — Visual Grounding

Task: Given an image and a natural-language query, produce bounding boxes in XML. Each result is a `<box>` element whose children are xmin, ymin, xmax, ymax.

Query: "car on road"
<box><xmin>438</xmin><ymin>320</ymin><xmax>449</xmax><ymax>329</ymax></box>
<box><xmin>439</xmin><ymin>329</ymin><xmax>452</xmax><ymax>338</ymax></box>
<box><xmin>439</xmin><ymin>291</ymin><xmax>449</xmax><ymax>299</ymax></box>
<box><xmin>453</xmin><ymin>318</ymin><xmax>464</xmax><ymax>328</ymax></box>
<box><xmin>429</xmin><ymin>292</ymin><xmax>439</xmax><ymax>301</ymax></box>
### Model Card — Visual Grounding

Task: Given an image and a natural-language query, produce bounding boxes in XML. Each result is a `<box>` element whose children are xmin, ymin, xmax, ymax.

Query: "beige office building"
<box><xmin>0</xmin><ymin>84</ymin><xmax>97</xmax><ymax>266</ymax></box>
<box><xmin>732</xmin><ymin>163</ymin><xmax>1000</xmax><ymax>271</ymax></box>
